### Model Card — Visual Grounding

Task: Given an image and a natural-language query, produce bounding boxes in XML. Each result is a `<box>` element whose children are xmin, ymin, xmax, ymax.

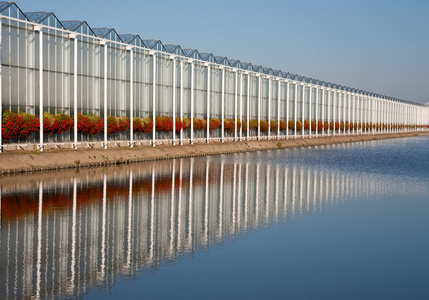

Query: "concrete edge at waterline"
<box><xmin>0</xmin><ymin>132</ymin><xmax>427</xmax><ymax>175</ymax></box>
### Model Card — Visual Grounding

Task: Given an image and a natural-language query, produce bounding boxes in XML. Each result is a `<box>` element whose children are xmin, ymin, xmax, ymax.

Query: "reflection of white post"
<box><xmin>101</xmin><ymin>174</ymin><xmax>107</xmax><ymax>277</ymax></box>
<box><xmin>284</xmin><ymin>168</ymin><xmax>288</xmax><ymax>216</ymax></box>
<box><xmin>170</xmin><ymin>160</ymin><xmax>176</xmax><ymax>252</ymax></box>
<box><xmin>255</xmin><ymin>164</ymin><xmax>260</xmax><ymax>223</ymax></box>
<box><xmin>265</xmin><ymin>165</ymin><xmax>270</xmax><ymax>222</ymax></box>
<box><xmin>204</xmin><ymin>160</ymin><xmax>210</xmax><ymax>243</ymax></box>
<box><xmin>275</xmin><ymin>166</ymin><xmax>279</xmax><ymax>221</ymax></box>
<box><xmin>71</xmin><ymin>178</ymin><xmax>77</xmax><ymax>290</ymax></box>
<box><xmin>150</xmin><ymin>165</ymin><xmax>155</xmax><ymax>259</ymax></box>
<box><xmin>237</xmin><ymin>164</ymin><xmax>242</xmax><ymax>229</ymax></box>
<box><xmin>36</xmin><ymin>181</ymin><xmax>43</xmax><ymax>298</ymax></box>
<box><xmin>219</xmin><ymin>161</ymin><xmax>224</xmax><ymax>237</ymax></box>
<box><xmin>188</xmin><ymin>158</ymin><xmax>194</xmax><ymax>246</ymax></box>
<box><xmin>232</xmin><ymin>163</ymin><xmax>237</xmax><ymax>233</ymax></box>
<box><xmin>292</xmin><ymin>167</ymin><xmax>296</xmax><ymax>215</ymax></box>
<box><xmin>244</xmin><ymin>163</ymin><xmax>249</xmax><ymax>228</ymax></box>
<box><xmin>127</xmin><ymin>170</ymin><xmax>133</xmax><ymax>268</ymax></box>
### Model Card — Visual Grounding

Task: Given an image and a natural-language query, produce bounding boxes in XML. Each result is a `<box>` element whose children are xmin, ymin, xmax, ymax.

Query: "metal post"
<box><xmin>327</xmin><ymin>90</ymin><xmax>330</xmax><ymax>136</ymax></box>
<box><xmin>129</xmin><ymin>48</ymin><xmax>133</xmax><ymax>147</ymax></box>
<box><xmin>315</xmin><ymin>87</ymin><xmax>318</xmax><ymax>138</ymax></box>
<box><xmin>286</xmin><ymin>81</ymin><xmax>289</xmax><ymax>139</ymax></box>
<box><xmin>0</xmin><ymin>18</ymin><xmax>3</xmax><ymax>152</ymax></box>
<box><xmin>247</xmin><ymin>73</ymin><xmax>250</xmax><ymax>140</ymax></box>
<box><xmin>172</xmin><ymin>58</ymin><xmax>176</xmax><ymax>145</ymax></box>
<box><xmin>302</xmin><ymin>84</ymin><xmax>305</xmax><ymax>138</ymax></box>
<box><xmin>257</xmin><ymin>76</ymin><xmax>261</xmax><ymax>140</ymax></box>
<box><xmin>190</xmin><ymin>60</ymin><xmax>194</xmax><ymax>144</ymax></box>
<box><xmin>309</xmin><ymin>86</ymin><xmax>312</xmax><ymax>138</ymax></box>
<box><xmin>333</xmin><ymin>91</ymin><xmax>336</xmax><ymax>137</ymax></box>
<box><xmin>221</xmin><ymin>67</ymin><xmax>224</xmax><ymax>142</ymax></box>
<box><xmin>36</xmin><ymin>27</ymin><xmax>44</xmax><ymax>151</ymax></box>
<box><xmin>206</xmin><ymin>65</ymin><xmax>210</xmax><ymax>143</ymax></box>
<box><xmin>277</xmin><ymin>79</ymin><xmax>280</xmax><ymax>139</ymax></box>
<box><xmin>322</xmin><ymin>89</ymin><xmax>325</xmax><ymax>137</ymax></box>
<box><xmin>102</xmin><ymin>42</ymin><xmax>108</xmax><ymax>149</ymax></box>
<box><xmin>240</xmin><ymin>72</ymin><xmax>243</xmax><ymax>141</ymax></box>
<box><xmin>294</xmin><ymin>83</ymin><xmax>297</xmax><ymax>138</ymax></box>
<box><xmin>234</xmin><ymin>70</ymin><xmax>238</xmax><ymax>141</ymax></box>
<box><xmin>180</xmin><ymin>60</ymin><xmax>183</xmax><ymax>145</ymax></box>
<box><xmin>152</xmin><ymin>53</ymin><xmax>156</xmax><ymax>147</ymax></box>
<box><xmin>268</xmin><ymin>77</ymin><xmax>271</xmax><ymax>140</ymax></box>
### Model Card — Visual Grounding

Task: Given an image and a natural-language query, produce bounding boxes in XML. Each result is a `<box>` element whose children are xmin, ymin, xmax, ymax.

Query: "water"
<box><xmin>1</xmin><ymin>136</ymin><xmax>428</xmax><ymax>299</ymax></box>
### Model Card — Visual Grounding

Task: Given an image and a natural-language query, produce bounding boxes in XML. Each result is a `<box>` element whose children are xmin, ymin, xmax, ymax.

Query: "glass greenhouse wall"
<box><xmin>0</xmin><ymin>1</ymin><xmax>428</xmax><ymax>152</ymax></box>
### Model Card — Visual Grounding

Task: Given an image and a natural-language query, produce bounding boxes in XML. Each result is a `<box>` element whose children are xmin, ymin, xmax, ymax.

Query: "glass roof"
<box><xmin>183</xmin><ymin>49</ymin><xmax>201</xmax><ymax>59</ymax></box>
<box><xmin>61</xmin><ymin>20</ymin><xmax>94</xmax><ymax>35</ymax></box>
<box><xmin>164</xmin><ymin>44</ymin><xmax>185</xmax><ymax>56</ymax></box>
<box><xmin>200</xmin><ymin>53</ymin><xmax>215</xmax><ymax>62</ymax></box>
<box><xmin>25</xmin><ymin>11</ymin><xmax>63</xmax><ymax>29</ymax></box>
<box><xmin>93</xmin><ymin>28</ymin><xmax>121</xmax><ymax>42</ymax></box>
<box><xmin>143</xmin><ymin>40</ymin><xmax>166</xmax><ymax>52</ymax></box>
<box><xmin>0</xmin><ymin>2</ymin><xmax>26</xmax><ymax>19</ymax></box>
<box><xmin>4</xmin><ymin>1</ymin><xmax>421</xmax><ymax>104</ymax></box>
<box><xmin>214</xmin><ymin>56</ymin><xmax>229</xmax><ymax>66</ymax></box>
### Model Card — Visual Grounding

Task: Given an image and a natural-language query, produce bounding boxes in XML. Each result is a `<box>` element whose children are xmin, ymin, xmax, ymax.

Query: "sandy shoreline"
<box><xmin>0</xmin><ymin>131</ymin><xmax>427</xmax><ymax>175</ymax></box>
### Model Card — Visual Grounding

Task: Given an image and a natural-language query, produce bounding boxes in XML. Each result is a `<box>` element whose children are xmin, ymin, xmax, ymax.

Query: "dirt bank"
<box><xmin>0</xmin><ymin>132</ymin><xmax>427</xmax><ymax>175</ymax></box>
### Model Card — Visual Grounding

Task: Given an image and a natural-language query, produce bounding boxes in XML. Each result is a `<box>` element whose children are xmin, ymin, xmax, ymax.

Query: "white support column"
<box><xmin>257</xmin><ymin>76</ymin><xmax>261</xmax><ymax>140</ymax></box>
<box><xmin>277</xmin><ymin>79</ymin><xmax>280</xmax><ymax>139</ymax></box>
<box><xmin>309</xmin><ymin>86</ymin><xmax>312</xmax><ymax>138</ymax></box>
<box><xmin>322</xmin><ymin>89</ymin><xmax>325</xmax><ymax>137</ymax></box>
<box><xmin>0</xmin><ymin>17</ymin><xmax>2</xmax><ymax>152</ymax></box>
<box><xmin>190</xmin><ymin>60</ymin><xmax>194</xmax><ymax>144</ymax></box>
<box><xmin>206</xmin><ymin>64</ymin><xmax>211</xmax><ymax>143</ymax></box>
<box><xmin>172</xmin><ymin>58</ymin><xmax>176</xmax><ymax>145</ymax></box>
<box><xmin>246</xmin><ymin>73</ymin><xmax>250</xmax><ymax>140</ymax></box>
<box><xmin>348</xmin><ymin>93</ymin><xmax>351</xmax><ymax>135</ymax></box>
<box><xmin>268</xmin><ymin>77</ymin><xmax>271</xmax><ymax>140</ymax></box>
<box><xmin>36</xmin><ymin>26</ymin><xmax>44</xmax><ymax>151</ymax></box>
<box><xmin>327</xmin><ymin>89</ymin><xmax>330</xmax><ymax>136</ymax></box>
<box><xmin>333</xmin><ymin>91</ymin><xmax>336</xmax><ymax>136</ymax></box>
<box><xmin>286</xmin><ymin>81</ymin><xmax>289</xmax><ymax>139</ymax></box>
<box><xmin>180</xmin><ymin>60</ymin><xmax>183</xmax><ymax>145</ymax></box>
<box><xmin>294</xmin><ymin>83</ymin><xmax>297</xmax><ymax>138</ymax></box>
<box><xmin>234</xmin><ymin>70</ymin><xmax>238</xmax><ymax>141</ymax></box>
<box><xmin>315</xmin><ymin>87</ymin><xmax>318</xmax><ymax>138</ymax></box>
<box><xmin>128</xmin><ymin>47</ymin><xmax>134</xmax><ymax>147</ymax></box>
<box><xmin>152</xmin><ymin>53</ymin><xmax>156</xmax><ymax>147</ymax></box>
<box><xmin>240</xmin><ymin>72</ymin><xmax>243</xmax><ymax>141</ymax></box>
<box><xmin>69</xmin><ymin>35</ymin><xmax>79</xmax><ymax>149</ymax></box>
<box><xmin>102</xmin><ymin>41</ymin><xmax>108</xmax><ymax>149</ymax></box>
<box><xmin>343</xmin><ymin>92</ymin><xmax>346</xmax><ymax>136</ymax></box>
<box><xmin>221</xmin><ymin>67</ymin><xmax>225</xmax><ymax>143</ymax></box>
<box><xmin>301</xmin><ymin>84</ymin><xmax>305</xmax><ymax>138</ymax></box>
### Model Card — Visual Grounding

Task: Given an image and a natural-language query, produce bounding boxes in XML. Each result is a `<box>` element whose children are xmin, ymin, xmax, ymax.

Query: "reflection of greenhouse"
<box><xmin>0</xmin><ymin>157</ymin><xmax>425</xmax><ymax>299</ymax></box>
<box><xmin>0</xmin><ymin>2</ymin><xmax>428</xmax><ymax>151</ymax></box>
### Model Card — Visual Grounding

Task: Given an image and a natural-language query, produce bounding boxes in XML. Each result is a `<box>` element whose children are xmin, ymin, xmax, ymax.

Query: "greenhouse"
<box><xmin>0</xmin><ymin>1</ymin><xmax>428</xmax><ymax>152</ymax></box>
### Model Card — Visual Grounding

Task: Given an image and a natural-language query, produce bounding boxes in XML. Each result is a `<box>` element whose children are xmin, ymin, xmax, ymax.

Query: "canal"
<box><xmin>1</xmin><ymin>136</ymin><xmax>428</xmax><ymax>299</ymax></box>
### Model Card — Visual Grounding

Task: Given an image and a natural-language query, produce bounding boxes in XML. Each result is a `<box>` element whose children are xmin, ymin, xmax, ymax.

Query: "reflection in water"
<box><xmin>0</xmin><ymin>156</ymin><xmax>421</xmax><ymax>299</ymax></box>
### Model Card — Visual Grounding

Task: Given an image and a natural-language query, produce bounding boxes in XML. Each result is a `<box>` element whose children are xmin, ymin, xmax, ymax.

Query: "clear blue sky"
<box><xmin>16</xmin><ymin>0</ymin><xmax>429</xmax><ymax>104</ymax></box>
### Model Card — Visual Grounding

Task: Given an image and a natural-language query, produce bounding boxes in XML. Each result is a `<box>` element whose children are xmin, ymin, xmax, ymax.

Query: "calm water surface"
<box><xmin>1</xmin><ymin>136</ymin><xmax>428</xmax><ymax>299</ymax></box>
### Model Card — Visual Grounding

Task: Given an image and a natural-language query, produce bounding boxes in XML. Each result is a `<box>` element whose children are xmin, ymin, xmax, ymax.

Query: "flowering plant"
<box><xmin>304</xmin><ymin>120</ymin><xmax>310</xmax><ymax>130</ymax></box>
<box><xmin>175</xmin><ymin>117</ymin><xmax>183</xmax><ymax>133</ymax></box>
<box><xmin>311</xmin><ymin>120</ymin><xmax>317</xmax><ymax>131</ymax></box>
<box><xmin>296</xmin><ymin>121</ymin><xmax>303</xmax><ymax>131</ymax></box>
<box><xmin>249</xmin><ymin>119</ymin><xmax>258</xmax><ymax>130</ymax></box>
<box><xmin>2</xmin><ymin>110</ymin><xmax>23</xmax><ymax>141</ymax></box>
<box><xmin>193</xmin><ymin>118</ymin><xmax>206</xmax><ymax>131</ymax></box>
<box><xmin>324</xmin><ymin>121</ymin><xmax>329</xmax><ymax>130</ymax></box>
<box><xmin>133</xmin><ymin>117</ymin><xmax>153</xmax><ymax>134</ymax></box>
<box><xmin>260</xmin><ymin>120</ymin><xmax>270</xmax><ymax>132</ymax></box>
<box><xmin>156</xmin><ymin>115</ymin><xmax>174</xmax><ymax>132</ymax></box>
<box><xmin>77</xmin><ymin>113</ymin><xmax>103</xmax><ymax>135</ymax></box>
<box><xmin>241</xmin><ymin>119</ymin><xmax>248</xmax><ymax>132</ymax></box>
<box><xmin>288</xmin><ymin>120</ymin><xmax>295</xmax><ymax>129</ymax></box>
<box><xmin>43</xmin><ymin>112</ymin><xmax>73</xmax><ymax>136</ymax></box>
<box><xmin>317</xmin><ymin>121</ymin><xmax>324</xmax><ymax>131</ymax></box>
<box><xmin>182</xmin><ymin>118</ymin><xmax>191</xmax><ymax>131</ymax></box>
<box><xmin>279</xmin><ymin>120</ymin><xmax>287</xmax><ymax>131</ymax></box>
<box><xmin>224</xmin><ymin>118</ymin><xmax>236</xmax><ymax>134</ymax></box>
<box><xmin>270</xmin><ymin>120</ymin><xmax>278</xmax><ymax>132</ymax></box>
<box><xmin>209</xmin><ymin>118</ymin><xmax>221</xmax><ymax>131</ymax></box>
